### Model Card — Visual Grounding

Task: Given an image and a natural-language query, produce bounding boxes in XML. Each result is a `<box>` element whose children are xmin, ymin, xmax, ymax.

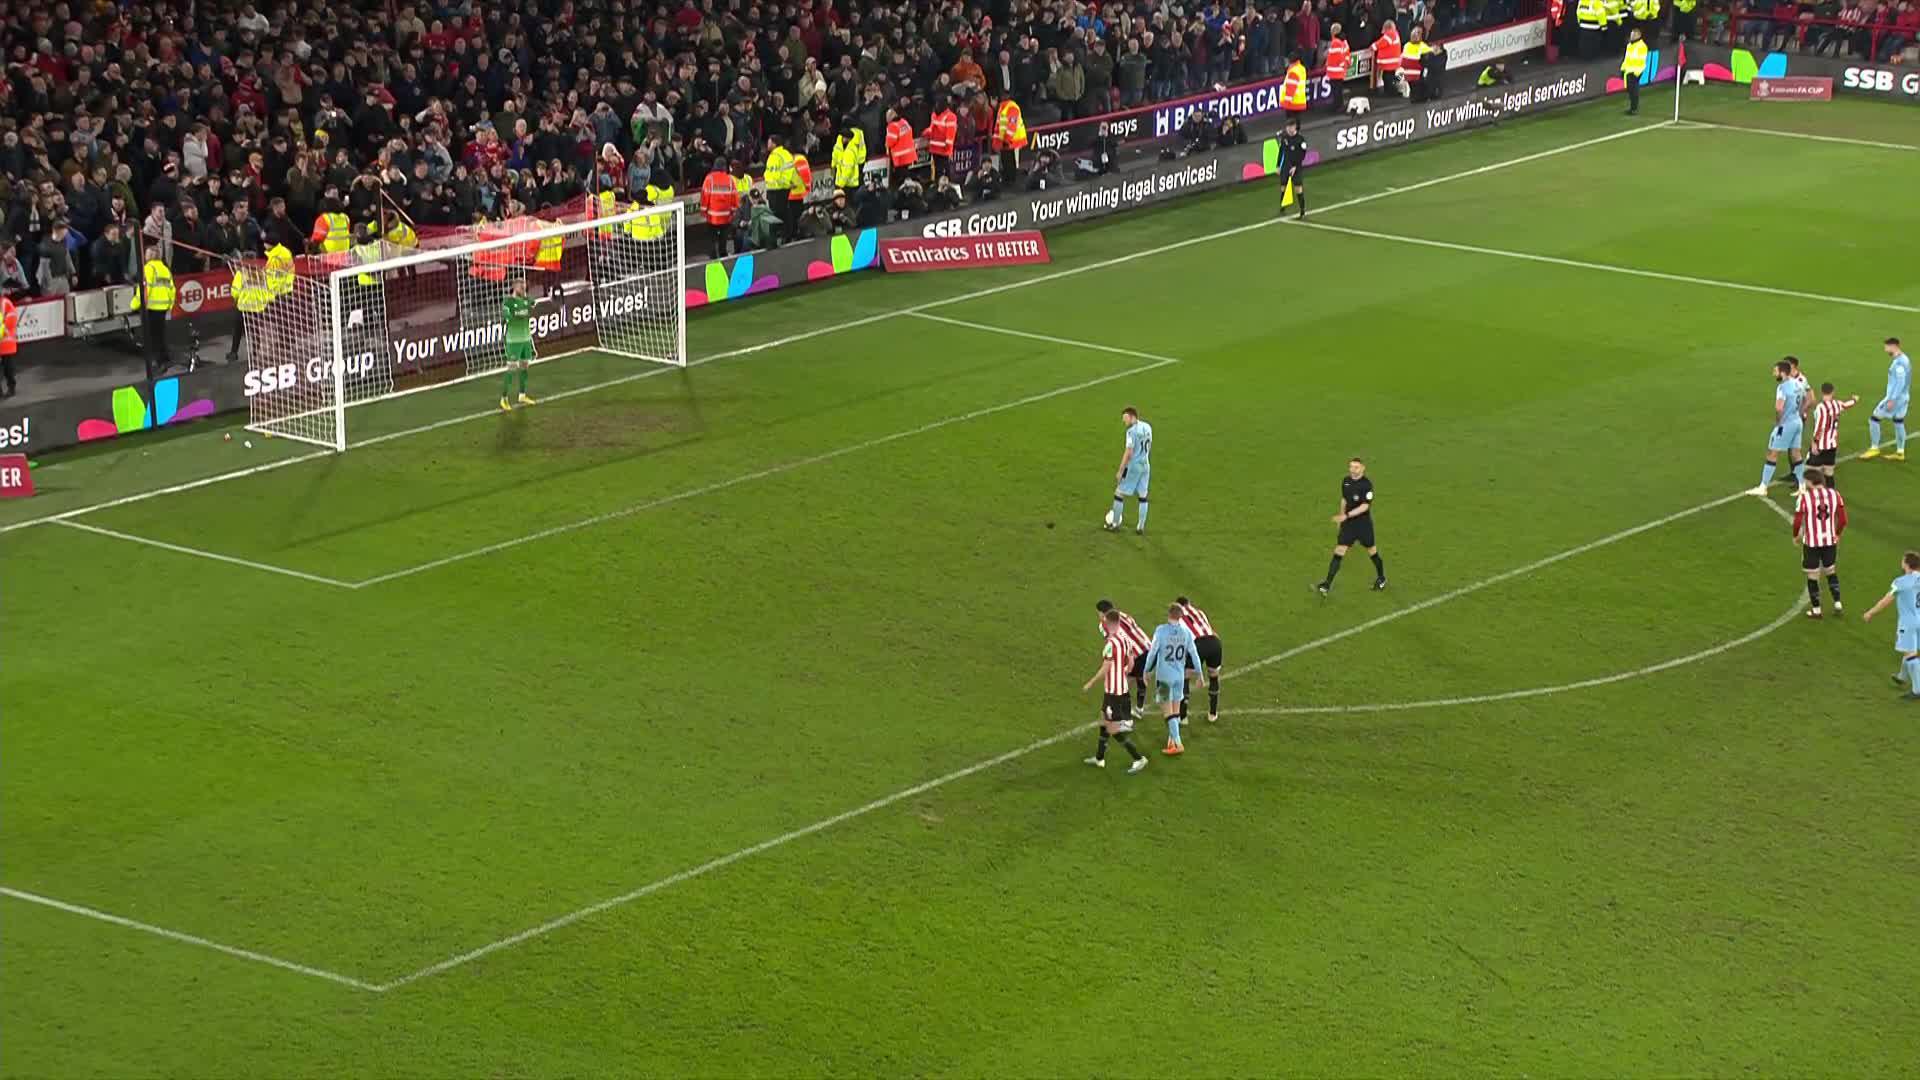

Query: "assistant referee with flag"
<box><xmin>1622</xmin><ymin>28</ymin><xmax>1648</xmax><ymax>115</ymax></box>
<box><xmin>1276</xmin><ymin>116</ymin><xmax>1307</xmax><ymax>219</ymax></box>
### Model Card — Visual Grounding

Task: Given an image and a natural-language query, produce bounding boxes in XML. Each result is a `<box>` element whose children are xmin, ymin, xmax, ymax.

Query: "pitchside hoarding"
<box><xmin>1026</xmin><ymin>16</ymin><xmax>1552</xmax><ymax>156</ymax></box>
<box><xmin>1689</xmin><ymin>44</ymin><xmax>1920</xmax><ymax>104</ymax></box>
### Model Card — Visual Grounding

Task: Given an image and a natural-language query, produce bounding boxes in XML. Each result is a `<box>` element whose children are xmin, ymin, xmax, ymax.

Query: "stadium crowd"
<box><xmin>0</xmin><ymin>0</ymin><xmax>1537</xmax><ymax>299</ymax></box>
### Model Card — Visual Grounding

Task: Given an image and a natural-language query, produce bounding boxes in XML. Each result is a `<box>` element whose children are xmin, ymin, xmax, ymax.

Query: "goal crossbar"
<box><xmin>245</xmin><ymin>202</ymin><xmax>687</xmax><ymax>451</ymax></box>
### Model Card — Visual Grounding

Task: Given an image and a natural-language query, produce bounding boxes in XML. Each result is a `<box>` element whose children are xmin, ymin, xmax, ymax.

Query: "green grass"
<box><xmin>5</xmin><ymin>88</ymin><xmax>1920</xmax><ymax>1077</ymax></box>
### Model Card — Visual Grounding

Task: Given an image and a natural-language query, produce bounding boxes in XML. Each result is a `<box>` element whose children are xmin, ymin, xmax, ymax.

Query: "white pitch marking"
<box><xmin>376</xmin><ymin>725</ymin><xmax>1088</xmax><ymax>990</ymax></box>
<box><xmin>1291</xmin><ymin>220</ymin><xmax>1920</xmax><ymax>315</ymax></box>
<box><xmin>1681</xmin><ymin>120</ymin><xmax>1920</xmax><ymax>154</ymax></box>
<box><xmin>0</xmin><ymin>886</ymin><xmax>383</xmax><ymax>992</ymax></box>
<box><xmin>378</xmin><ymin>475</ymin><xmax>1778</xmax><ymax>988</ymax></box>
<box><xmin>53</xmin><ymin>520</ymin><xmax>357</xmax><ymax>589</ymax></box>
<box><xmin>354</xmin><ymin>354</ymin><xmax>1179</xmax><ymax>587</ymax></box>
<box><xmin>0</xmin><ymin>121</ymin><xmax>1665</xmax><ymax>536</ymax></box>
<box><xmin>1229</xmin><ymin>597</ymin><xmax>1804</xmax><ymax>717</ymax></box>
<box><xmin>908</xmin><ymin>312</ymin><xmax>1182</xmax><ymax>363</ymax></box>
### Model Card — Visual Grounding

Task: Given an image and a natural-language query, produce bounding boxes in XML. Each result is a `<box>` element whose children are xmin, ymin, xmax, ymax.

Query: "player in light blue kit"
<box><xmin>1106</xmin><ymin>406</ymin><xmax>1153</xmax><ymax>535</ymax></box>
<box><xmin>1861</xmin><ymin>551</ymin><xmax>1920</xmax><ymax>701</ymax></box>
<box><xmin>1859</xmin><ymin>337</ymin><xmax>1910</xmax><ymax>461</ymax></box>
<box><xmin>1752</xmin><ymin>358</ymin><xmax>1809</xmax><ymax>495</ymax></box>
<box><xmin>1141</xmin><ymin>603</ymin><xmax>1204</xmax><ymax>755</ymax></box>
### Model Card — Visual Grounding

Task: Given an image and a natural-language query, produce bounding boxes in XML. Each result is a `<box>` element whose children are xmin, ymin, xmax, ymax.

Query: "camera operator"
<box><xmin>1026</xmin><ymin>147</ymin><xmax>1064</xmax><ymax>191</ymax></box>
<box><xmin>968</xmin><ymin>160</ymin><xmax>1003</xmax><ymax>203</ymax></box>
<box><xmin>1090</xmin><ymin>127</ymin><xmax>1120</xmax><ymax>176</ymax></box>
<box><xmin>827</xmin><ymin>190</ymin><xmax>857</xmax><ymax>233</ymax></box>
<box><xmin>894</xmin><ymin>175</ymin><xmax>929</xmax><ymax>220</ymax></box>
<box><xmin>1180</xmin><ymin>108</ymin><xmax>1216</xmax><ymax>155</ymax></box>
<box><xmin>928</xmin><ymin>172</ymin><xmax>963</xmax><ymax>213</ymax></box>
<box><xmin>1217</xmin><ymin>116</ymin><xmax>1247</xmax><ymax>147</ymax></box>
<box><xmin>1476</xmin><ymin>61</ymin><xmax>1515</xmax><ymax>87</ymax></box>
<box><xmin>854</xmin><ymin>174</ymin><xmax>894</xmax><ymax>227</ymax></box>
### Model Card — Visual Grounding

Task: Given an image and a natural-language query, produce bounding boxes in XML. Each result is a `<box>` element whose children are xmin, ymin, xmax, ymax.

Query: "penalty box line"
<box><xmin>354</xmin><ymin>321</ymin><xmax>1182</xmax><ymax>587</ymax></box>
<box><xmin>380</xmin><ymin>474</ymin><xmax>1784</xmax><ymax>991</ymax></box>
<box><xmin>51</xmin><ymin>520</ymin><xmax>358</xmax><ymax>589</ymax></box>
<box><xmin>0</xmin><ymin>120</ymin><xmax>1667</xmax><ymax>540</ymax></box>
<box><xmin>1289</xmin><ymin>222</ymin><xmax>1920</xmax><ymax>316</ymax></box>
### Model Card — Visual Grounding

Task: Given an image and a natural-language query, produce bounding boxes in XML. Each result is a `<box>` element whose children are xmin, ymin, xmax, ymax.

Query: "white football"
<box><xmin>1103</xmin><ymin>510</ymin><xmax>1117</xmax><ymax>528</ymax></box>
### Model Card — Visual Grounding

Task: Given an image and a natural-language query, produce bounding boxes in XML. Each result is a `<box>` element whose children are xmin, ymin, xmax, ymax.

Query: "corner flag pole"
<box><xmin>1672</xmin><ymin>40</ymin><xmax>1686</xmax><ymax>123</ymax></box>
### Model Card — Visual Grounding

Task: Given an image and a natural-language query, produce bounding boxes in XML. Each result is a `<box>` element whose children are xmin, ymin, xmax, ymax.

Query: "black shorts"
<box><xmin>1809</xmin><ymin>447</ymin><xmax>1837</xmax><ymax>468</ymax></box>
<box><xmin>1128</xmin><ymin>652</ymin><xmax>1146</xmax><ymax>681</ymax></box>
<box><xmin>1102</xmin><ymin>694</ymin><xmax>1135</xmax><ymax>728</ymax></box>
<box><xmin>1802</xmin><ymin>544</ymin><xmax>1838</xmax><ymax>571</ymax></box>
<box><xmin>1338</xmin><ymin>517</ymin><xmax>1376</xmax><ymax>549</ymax></box>
<box><xmin>1195</xmin><ymin>635</ymin><xmax>1223</xmax><ymax>670</ymax></box>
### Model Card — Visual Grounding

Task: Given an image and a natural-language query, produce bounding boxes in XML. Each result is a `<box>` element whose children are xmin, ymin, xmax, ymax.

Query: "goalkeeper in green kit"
<box><xmin>499</xmin><ymin>277</ymin><xmax>537</xmax><ymax>412</ymax></box>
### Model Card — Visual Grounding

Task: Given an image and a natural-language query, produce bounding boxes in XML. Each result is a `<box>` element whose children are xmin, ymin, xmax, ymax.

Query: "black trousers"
<box><xmin>143</xmin><ymin>309</ymin><xmax>171</xmax><ymax>379</ymax></box>
<box><xmin>1626</xmin><ymin>71</ymin><xmax>1641</xmax><ymax>112</ymax></box>
<box><xmin>1</xmin><ymin>352</ymin><xmax>14</xmax><ymax>394</ymax></box>
<box><xmin>228</xmin><ymin>312</ymin><xmax>246</xmax><ymax>359</ymax></box>
<box><xmin>998</xmin><ymin>148</ymin><xmax>1021</xmax><ymax>178</ymax></box>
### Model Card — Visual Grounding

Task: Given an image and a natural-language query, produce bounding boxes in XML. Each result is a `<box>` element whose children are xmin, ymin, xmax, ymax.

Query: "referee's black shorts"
<box><xmin>1802</xmin><ymin>544</ymin><xmax>1838</xmax><ymax>571</ymax></box>
<box><xmin>1195</xmin><ymin>634</ymin><xmax>1223</xmax><ymax>670</ymax></box>
<box><xmin>1338</xmin><ymin>517</ymin><xmax>1376</xmax><ymax>549</ymax></box>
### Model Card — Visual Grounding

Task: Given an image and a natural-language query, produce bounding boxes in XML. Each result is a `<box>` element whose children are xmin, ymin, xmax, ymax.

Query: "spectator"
<box><xmin>1880</xmin><ymin>0</ymin><xmax>1918</xmax><ymax>58</ymax></box>
<box><xmin>1049</xmin><ymin>49</ymin><xmax>1087</xmax><ymax>120</ymax></box>
<box><xmin>1117</xmin><ymin>38</ymin><xmax>1150</xmax><ymax>107</ymax></box>
<box><xmin>951</xmin><ymin>49</ymin><xmax>986</xmax><ymax>93</ymax></box>
<box><xmin>1083</xmin><ymin>40</ymin><xmax>1116</xmax><ymax>116</ymax></box>
<box><xmin>0</xmin><ymin>245</ymin><xmax>27</xmax><ymax>295</ymax></box>
<box><xmin>37</xmin><ymin>219</ymin><xmax>74</xmax><ymax>295</ymax></box>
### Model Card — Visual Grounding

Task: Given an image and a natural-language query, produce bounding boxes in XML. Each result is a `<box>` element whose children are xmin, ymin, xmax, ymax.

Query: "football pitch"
<box><xmin>6</xmin><ymin>87</ymin><xmax>1920</xmax><ymax>1076</ymax></box>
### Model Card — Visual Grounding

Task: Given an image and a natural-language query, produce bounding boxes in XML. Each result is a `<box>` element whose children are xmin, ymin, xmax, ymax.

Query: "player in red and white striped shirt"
<box><xmin>1808</xmin><ymin>382</ymin><xmax>1860</xmax><ymax>490</ymax></box>
<box><xmin>1174</xmin><ymin>596</ymin><xmax>1225</xmax><ymax>723</ymax></box>
<box><xmin>1792</xmin><ymin>471</ymin><xmax>1848</xmax><ymax>618</ymax></box>
<box><xmin>1081</xmin><ymin>610</ymin><xmax>1148</xmax><ymax>772</ymax></box>
<box><xmin>1096</xmin><ymin>599</ymin><xmax>1150</xmax><ymax>716</ymax></box>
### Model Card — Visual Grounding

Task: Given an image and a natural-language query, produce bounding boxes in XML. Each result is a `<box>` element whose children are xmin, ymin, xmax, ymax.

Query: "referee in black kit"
<box><xmin>1317</xmin><ymin>458</ymin><xmax>1387</xmax><ymax>594</ymax></box>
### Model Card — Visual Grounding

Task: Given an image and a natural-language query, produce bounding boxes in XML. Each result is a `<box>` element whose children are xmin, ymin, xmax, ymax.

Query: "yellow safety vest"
<box><xmin>352</xmin><ymin>240</ymin><xmax>382</xmax><ymax>286</ymax></box>
<box><xmin>596</xmin><ymin>189</ymin><xmax>619</xmax><ymax>236</ymax></box>
<box><xmin>1673</xmin><ymin>0</ymin><xmax>1695</xmax><ymax>12</ymax></box>
<box><xmin>386</xmin><ymin>221</ymin><xmax>417</xmax><ymax>249</ymax></box>
<box><xmin>231</xmin><ymin>266</ymin><xmax>270</xmax><ymax>313</ymax></box>
<box><xmin>1577</xmin><ymin>0</ymin><xmax>1605</xmax><ymax>27</ymax></box>
<box><xmin>629</xmin><ymin>185</ymin><xmax>675</xmax><ymax>241</ymax></box>
<box><xmin>320</xmin><ymin>211</ymin><xmax>351</xmax><ymax>253</ymax></box>
<box><xmin>1629</xmin><ymin>0</ymin><xmax>1656</xmax><ymax>19</ymax></box>
<box><xmin>136</xmin><ymin>260</ymin><xmax>174</xmax><ymax>311</ymax></box>
<box><xmin>1622</xmin><ymin>39</ymin><xmax>1649</xmax><ymax>76</ymax></box>
<box><xmin>1604</xmin><ymin>0</ymin><xmax>1626</xmax><ymax>25</ymax></box>
<box><xmin>764</xmin><ymin>146</ymin><xmax>795</xmax><ymax>193</ymax></box>
<box><xmin>265</xmin><ymin>245</ymin><xmax>295</xmax><ymax>296</ymax></box>
<box><xmin>835</xmin><ymin>132</ymin><xmax>867</xmax><ymax>186</ymax></box>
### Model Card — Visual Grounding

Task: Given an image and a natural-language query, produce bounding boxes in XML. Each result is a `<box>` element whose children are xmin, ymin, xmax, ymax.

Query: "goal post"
<box><xmin>241</xmin><ymin>201</ymin><xmax>687</xmax><ymax>451</ymax></box>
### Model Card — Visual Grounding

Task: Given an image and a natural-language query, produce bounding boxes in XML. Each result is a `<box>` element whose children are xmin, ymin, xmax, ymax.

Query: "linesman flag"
<box><xmin>1281</xmin><ymin>177</ymin><xmax>1296</xmax><ymax>208</ymax></box>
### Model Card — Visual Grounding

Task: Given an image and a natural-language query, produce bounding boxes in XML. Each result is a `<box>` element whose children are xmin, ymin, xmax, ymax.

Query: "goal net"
<box><xmin>239</xmin><ymin>201</ymin><xmax>686</xmax><ymax>450</ymax></box>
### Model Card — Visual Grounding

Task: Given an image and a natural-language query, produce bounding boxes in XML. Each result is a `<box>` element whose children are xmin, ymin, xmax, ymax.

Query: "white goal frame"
<box><xmin>246</xmin><ymin>202</ymin><xmax>687</xmax><ymax>451</ymax></box>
